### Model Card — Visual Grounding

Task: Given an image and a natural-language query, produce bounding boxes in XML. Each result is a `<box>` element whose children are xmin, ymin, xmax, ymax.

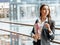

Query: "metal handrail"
<box><xmin>0</xmin><ymin>21</ymin><xmax>60</xmax><ymax>30</ymax></box>
<box><xmin>0</xmin><ymin>29</ymin><xmax>31</xmax><ymax>37</ymax></box>
<box><xmin>0</xmin><ymin>21</ymin><xmax>33</xmax><ymax>26</ymax></box>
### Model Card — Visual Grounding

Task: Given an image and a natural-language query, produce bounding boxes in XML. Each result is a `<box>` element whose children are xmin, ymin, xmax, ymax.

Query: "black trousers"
<box><xmin>33</xmin><ymin>40</ymin><xmax>41</xmax><ymax>45</ymax></box>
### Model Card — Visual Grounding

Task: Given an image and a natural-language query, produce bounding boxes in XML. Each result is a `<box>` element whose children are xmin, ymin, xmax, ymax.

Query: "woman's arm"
<box><xmin>45</xmin><ymin>20</ymin><xmax>55</xmax><ymax>40</ymax></box>
<box><xmin>44</xmin><ymin>20</ymin><xmax>55</xmax><ymax>33</ymax></box>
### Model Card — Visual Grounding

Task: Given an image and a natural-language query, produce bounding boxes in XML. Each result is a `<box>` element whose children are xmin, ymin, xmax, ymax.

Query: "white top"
<box><xmin>36</xmin><ymin>18</ymin><xmax>46</xmax><ymax>38</ymax></box>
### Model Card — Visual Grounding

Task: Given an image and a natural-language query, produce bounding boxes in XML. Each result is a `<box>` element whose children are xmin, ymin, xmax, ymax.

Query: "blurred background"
<box><xmin>0</xmin><ymin>0</ymin><xmax>60</xmax><ymax>45</ymax></box>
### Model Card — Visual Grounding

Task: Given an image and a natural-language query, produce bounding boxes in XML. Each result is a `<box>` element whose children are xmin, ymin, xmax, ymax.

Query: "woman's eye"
<box><xmin>43</xmin><ymin>8</ymin><xmax>49</xmax><ymax>11</ymax></box>
<box><xmin>42</xmin><ymin>8</ymin><xmax>46</xmax><ymax>10</ymax></box>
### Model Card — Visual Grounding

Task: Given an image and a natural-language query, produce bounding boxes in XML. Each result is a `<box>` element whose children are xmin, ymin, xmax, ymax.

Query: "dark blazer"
<box><xmin>31</xmin><ymin>19</ymin><xmax>55</xmax><ymax>45</ymax></box>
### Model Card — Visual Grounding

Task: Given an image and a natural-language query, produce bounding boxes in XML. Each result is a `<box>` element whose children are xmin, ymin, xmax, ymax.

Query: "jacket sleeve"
<box><xmin>49</xmin><ymin>20</ymin><xmax>55</xmax><ymax>40</ymax></box>
<box><xmin>31</xmin><ymin>27</ymin><xmax>35</xmax><ymax>37</ymax></box>
<box><xmin>31</xmin><ymin>19</ymin><xmax>38</xmax><ymax>37</ymax></box>
<box><xmin>42</xmin><ymin>20</ymin><xmax>55</xmax><ymax>40</ymax></box>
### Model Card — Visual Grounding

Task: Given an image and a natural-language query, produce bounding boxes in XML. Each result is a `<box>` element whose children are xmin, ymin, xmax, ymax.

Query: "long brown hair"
<box><xmin>40</xmin><ymin>4</ymin><xmax>51</xmax><ymax>23</ymax></box>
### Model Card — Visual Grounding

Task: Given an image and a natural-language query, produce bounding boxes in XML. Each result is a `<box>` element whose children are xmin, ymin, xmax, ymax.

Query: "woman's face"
<box><xmin>40</xmin><ymin>6</ymin><xmax>49</xmax><ymax>17</ymax></box>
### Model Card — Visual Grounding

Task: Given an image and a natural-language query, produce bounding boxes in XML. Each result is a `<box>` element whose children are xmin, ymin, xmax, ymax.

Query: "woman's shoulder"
<box><xmin>35</xmin><ymin>18</ymin><xmax>40</xmax><ymax>23</ymax></box>
<box><xmin>50</xmin><ymin>19</ymin><xmax>55</xmax><ymax>23</ymax></box>
<box><xmin>35</xmin><ymin>19</ymin><xmax>39</xmax><ymax>23</ymax></box>
<box><xmin>49</xmin><ymin>19</ymin><xmax>55</xmax><ymax>26</ymax></box>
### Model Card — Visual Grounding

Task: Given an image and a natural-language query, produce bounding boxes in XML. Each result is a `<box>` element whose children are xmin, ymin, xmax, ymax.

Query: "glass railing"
<box><xmin>0</xmin><ymin>29</ymin><xmax>60</xmax><ymax>45</ymax></box>
<box><xmin>0</xmin><ymin>21</ymin><xmax>60</xmax><ymax>45</ymax></box>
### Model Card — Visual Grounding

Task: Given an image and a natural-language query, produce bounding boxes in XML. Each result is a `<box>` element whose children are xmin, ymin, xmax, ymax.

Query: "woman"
<box><xmin>31</xmin><ymin>4</ymin><xmax>55</xmax><ymax>45</ymax></box>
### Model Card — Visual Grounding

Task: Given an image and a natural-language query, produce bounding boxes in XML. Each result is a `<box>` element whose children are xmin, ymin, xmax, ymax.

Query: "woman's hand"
<box><xmin>33</xmin><ymin>33</ymin><xmax>39</xmax><ymax>40</ymax></box>
<box><xmin>44</xmin><ymin>23</ymin><xmax>51</xmax><ymax>33</ymax></box>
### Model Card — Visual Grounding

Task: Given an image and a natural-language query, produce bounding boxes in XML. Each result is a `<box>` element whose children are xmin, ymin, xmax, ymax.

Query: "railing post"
<box><xmin>10</xmin><ymin>33</ymin><xmax>19</xmax><ymax>45</ymax></box>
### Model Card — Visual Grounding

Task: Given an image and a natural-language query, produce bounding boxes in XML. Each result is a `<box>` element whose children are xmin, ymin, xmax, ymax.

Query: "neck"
<box><xmin>40</xmin><ymin>16</ymin><xmax>46</xmax><ymax>22</ymax></box>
